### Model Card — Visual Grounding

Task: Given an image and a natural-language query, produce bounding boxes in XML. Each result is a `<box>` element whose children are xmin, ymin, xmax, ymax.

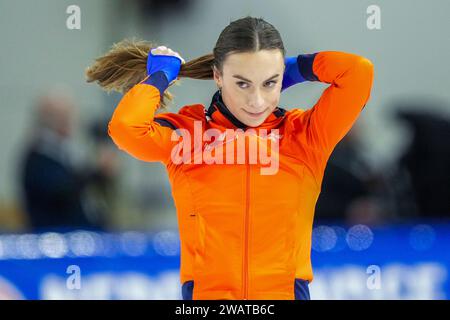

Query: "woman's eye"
<box><xmin>237</xmin><ymin>82</ymin><xmax>249</xmax><ymax>88</ymax></box>
<box><xmin>237</xmin><ymin>81</ymin><xmax>277</xmax><ymax>89</ymax></box>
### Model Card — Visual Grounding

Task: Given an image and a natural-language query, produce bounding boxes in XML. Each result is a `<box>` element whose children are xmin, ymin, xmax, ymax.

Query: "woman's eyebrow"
<box><xmin>232</xmin><ymin>74</ymin><xmax>280</xmax><ymax>83</ymax></box>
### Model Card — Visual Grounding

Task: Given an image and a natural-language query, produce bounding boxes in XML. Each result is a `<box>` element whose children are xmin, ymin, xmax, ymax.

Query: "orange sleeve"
<box><xmin>107</xmin><ymin>83</ymin><xmax>178</xmax><ymax>164</ymax></box>
<box><xmin>305</xmin><ymin>51</ymin><xmax>374</xmax><ymax>155</ymax></box>
<box><xmin>288</xmin><ymin>51</ymin><xmax>374</xmax><ymax>184</ymax></box>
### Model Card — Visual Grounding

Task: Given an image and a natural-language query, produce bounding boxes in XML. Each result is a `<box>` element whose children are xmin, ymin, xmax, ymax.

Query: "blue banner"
<box><xmin>0</xmin><ymin>222</ymin><xmax>448</xmax><ymax>299</ymax></box>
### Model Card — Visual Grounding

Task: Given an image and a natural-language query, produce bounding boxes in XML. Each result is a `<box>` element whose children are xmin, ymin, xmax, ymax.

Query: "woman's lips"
<box><xmin>243</xmin><ymin>108</ymin><xmax>267</xmax><ymax>118</ymax></box>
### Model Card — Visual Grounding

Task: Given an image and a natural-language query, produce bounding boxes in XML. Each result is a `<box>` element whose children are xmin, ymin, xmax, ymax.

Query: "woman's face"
<box><xmin>213</xmin><ymin>49</ymin><xmax>285</xmax><ymax>127</ymax></box>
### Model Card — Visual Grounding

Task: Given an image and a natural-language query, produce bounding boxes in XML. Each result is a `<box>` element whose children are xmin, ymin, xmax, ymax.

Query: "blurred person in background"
<box><xmin>18</xmin><ymin>89</ymin><xmax>119</xmax><ymax>231</ymax></box>
<box><xmin>86</xmin><ymin>117</ymin><xmax>123</xmax><ymax>229</ymax></box>
<box><xmin>392</xmin><ymin>108</ymin><xmax>450</xmax><ymax>218</ymax></box>
<box><xmin>315</xmin><ymin>128</ymin><xmax>395</xmax><ymax>226</ymax></box>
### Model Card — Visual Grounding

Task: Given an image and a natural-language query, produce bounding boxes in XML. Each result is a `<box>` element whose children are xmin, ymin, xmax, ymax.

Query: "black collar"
<box><xmin>207</xmin><ymin>90</ymin><xmax>247</xmax><ymax>129</ymax></box>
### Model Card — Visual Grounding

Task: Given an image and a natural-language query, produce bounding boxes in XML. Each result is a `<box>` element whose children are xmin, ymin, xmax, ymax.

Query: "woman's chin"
<box><xmin>240</xmin><ymin>109</ymin><xmax>271</xmax><ymax>127</ymax></box>
<box><xmin>242</xmin><ymin>117</ymin><xmax>265</xmax><ymax>128</ymax></box>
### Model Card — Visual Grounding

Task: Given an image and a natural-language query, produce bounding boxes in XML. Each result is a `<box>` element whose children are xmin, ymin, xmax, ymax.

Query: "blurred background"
<box><xmin>0</xmin><ymin>0</ymin><xmax>449</xmax><ymax>299</ymax></box>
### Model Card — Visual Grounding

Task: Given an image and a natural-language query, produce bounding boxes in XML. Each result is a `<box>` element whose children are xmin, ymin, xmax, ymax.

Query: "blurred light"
<box><xmin>38</xmin><ymin>233</ymin><xmax>68</xmax><ymax>258</ymax></box>
<box><xmin>99</xmin><ymin>233</ymin><xmax>120</xmax><ymax>257</ymax></box>
<box><xmin>0</xmin><ymin>276</ymin><xmax>25</xmax><ymax>299</ymax></box>
<box><xmin>312</xmin><ymin>226</ymin><xmax>337</xmax><ymax>252</ymax></box>
<box><xmin>0</xmin><ymin>237</ymin><xmax>4</xmax><ymax>259</ymax></box>
<box><xmin>67</xmin><ymin>231</ymin><xmax>97</xmax><ymax>257</ymax></box>
<box><xmin>0</xmin><ymin>236</ymin><xmax>19</xmax><ymax>259</ymax></box>
<box><xmin>409</xmin><ymin>224</ymin><xmax>436</xmax><ymax>251</ymax></box>
<box><xmin>120</xmin><ymin>232</ymin><xmax>148</xmax><ymax>257</ymax></box>
<box><xmin>346</xmin><ymin>224</ymin><xmax>374</xmax><ymax>251</ymax></box>
<box><xmin>152</xmin><ymin>231</ymin><xmax>180</xmax><ymax>256</ymax></box>
<box><xmin>330</xmin><ymin>226</ymin><xmax>347</xmax><ymax>252</ymax></box>
<box><xmin>16</xmin><ymin>234</ymin><xmax>41</xmax><ymax>259</ymax></box>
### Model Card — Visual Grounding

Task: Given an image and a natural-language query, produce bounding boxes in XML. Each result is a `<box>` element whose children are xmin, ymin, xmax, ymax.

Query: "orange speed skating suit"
<box><xmin>108</xmin><ymin>51</ymin><xmax>374</xmax><ymax>299</ymax></box>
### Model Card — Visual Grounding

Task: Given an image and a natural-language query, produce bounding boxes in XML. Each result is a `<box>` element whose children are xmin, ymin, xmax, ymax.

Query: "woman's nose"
<box><xmin>248</xmin><ymin>91</ymin><xmax>265</xmax><ymax>110</ymax></box>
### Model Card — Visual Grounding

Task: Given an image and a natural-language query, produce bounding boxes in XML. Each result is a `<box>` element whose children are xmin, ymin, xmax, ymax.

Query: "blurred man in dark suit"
<box><xmin>18</xmin><ymin>89</ymin><xmax>118</xmax><ymax>231</ymax></box>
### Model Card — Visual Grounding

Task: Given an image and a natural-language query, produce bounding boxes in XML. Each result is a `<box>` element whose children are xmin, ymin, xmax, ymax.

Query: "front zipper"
<box><xmin>243</xmin><ymin>135</ymin><xmax>250</xmax><ymax>299</ymax></box>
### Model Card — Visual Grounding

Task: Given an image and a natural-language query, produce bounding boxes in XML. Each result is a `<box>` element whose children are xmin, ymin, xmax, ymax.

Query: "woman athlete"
<box><xmin>86</xmin><ymin>16</ymin><xmax>374</xmax><ymax>300</ymax></box>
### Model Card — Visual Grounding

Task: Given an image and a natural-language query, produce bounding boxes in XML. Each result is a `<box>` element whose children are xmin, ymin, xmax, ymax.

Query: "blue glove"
<box><xmin>281</xmin><ymin>54</ymin><xmax>318</xmax><ymax>92</ymax></box>
<box><xmin>143</xmin><ymin>47</ymin><xmax>184</xmax><ymax>96</ymax></box>
<box><xmin>146</xmin><ymin>48</ymin><xmax>183</xmax><ymax>84</ymax></box>
<box><xmin>281</xmin><ymin>56</ymin><xmax>306</xmax><ymax>92</ymax></box>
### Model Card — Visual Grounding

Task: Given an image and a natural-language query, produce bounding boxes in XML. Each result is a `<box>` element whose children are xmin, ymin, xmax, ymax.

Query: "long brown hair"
<box><xmin>85</xmin><ymin>16</ymin><xmax>285</xmax><ymax>110</ymax></box>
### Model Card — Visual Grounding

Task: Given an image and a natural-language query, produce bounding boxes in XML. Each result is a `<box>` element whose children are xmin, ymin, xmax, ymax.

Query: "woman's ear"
<box><xmin>212</xmin><ymin>65</ymin><xmax>222</xmax><ymax>88</ymax></box>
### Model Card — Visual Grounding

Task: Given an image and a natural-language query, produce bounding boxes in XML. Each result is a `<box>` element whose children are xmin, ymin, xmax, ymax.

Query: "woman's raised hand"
<box><xmin>151</xmin><ymin>46</ymin><xmax>185</xmax><ymax>63</ymax></box>
<box><xmin>147</xmin><ymin>46</ymin><xmax>186</xmax><ymax>85</ymax></box>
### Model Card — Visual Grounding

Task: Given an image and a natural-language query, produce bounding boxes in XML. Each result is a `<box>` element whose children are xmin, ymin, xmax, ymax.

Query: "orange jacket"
<box><xmin>108</xmin><ymin>51</ymin><xmax>374</xmax><ymax>299</ymax></box>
